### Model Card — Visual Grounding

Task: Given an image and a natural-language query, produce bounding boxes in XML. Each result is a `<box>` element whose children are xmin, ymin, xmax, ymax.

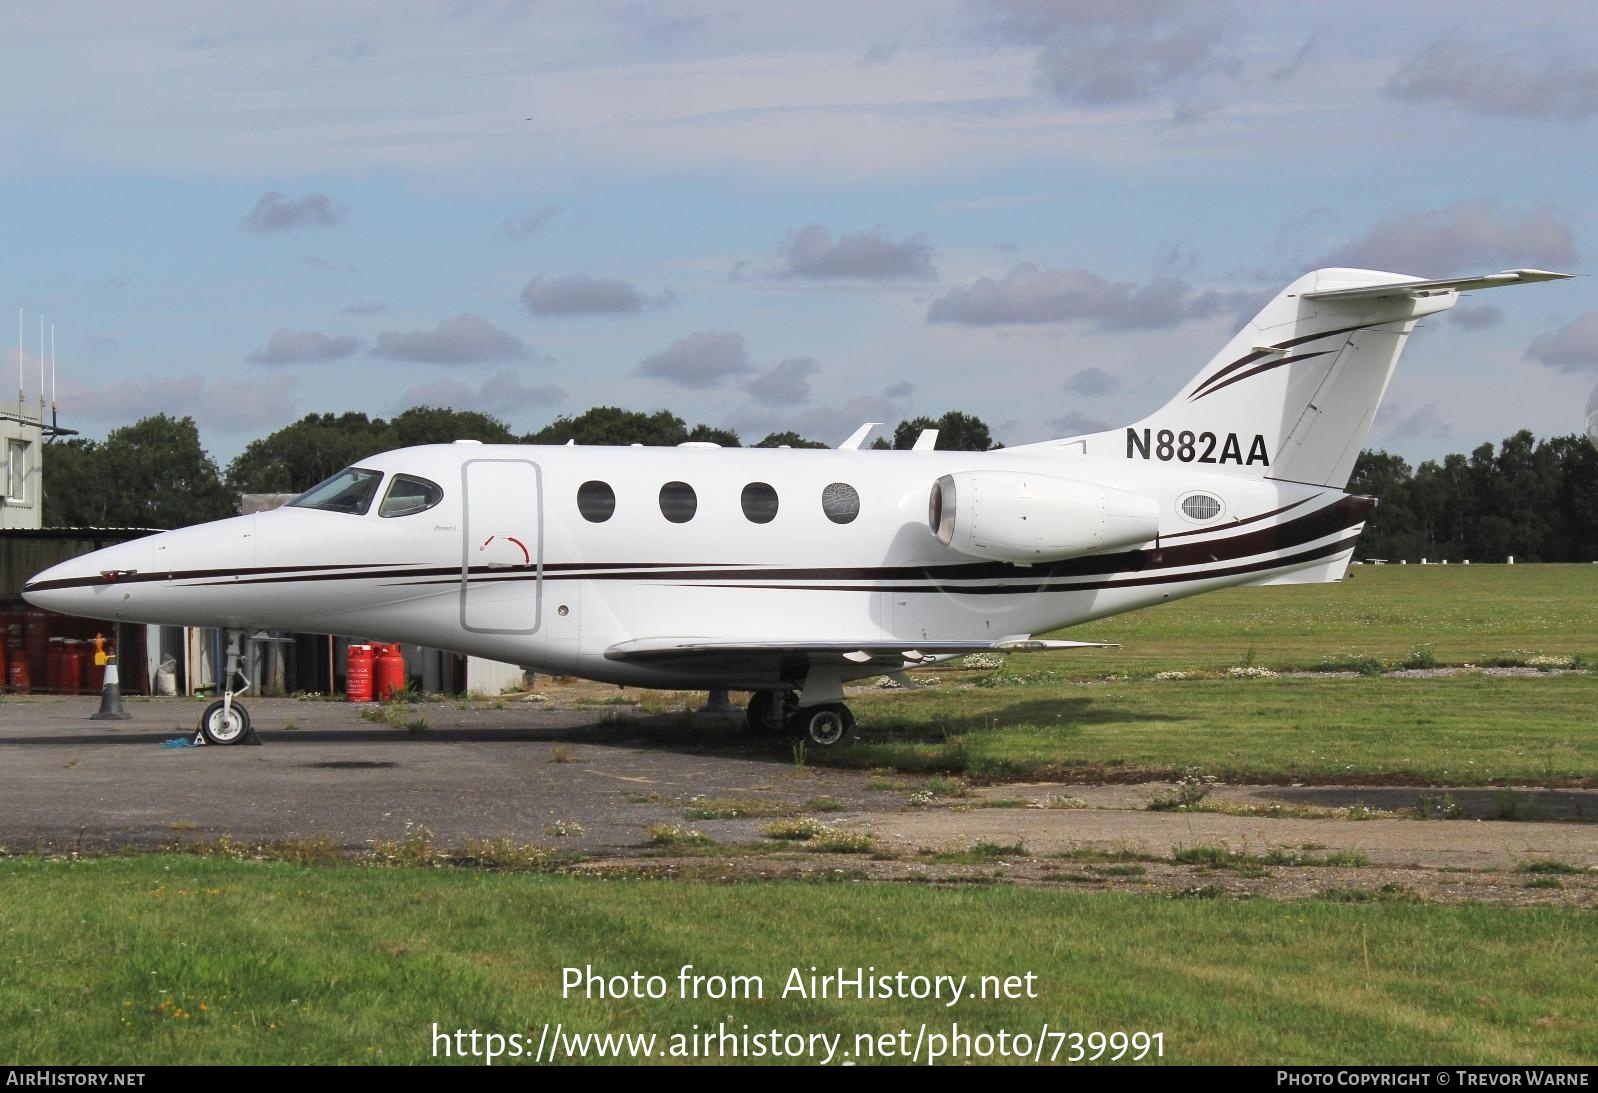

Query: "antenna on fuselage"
<box><xmin>838</xmin><ymin>422</ymin><xmax>881</xmax><ymax>450</ymax></box>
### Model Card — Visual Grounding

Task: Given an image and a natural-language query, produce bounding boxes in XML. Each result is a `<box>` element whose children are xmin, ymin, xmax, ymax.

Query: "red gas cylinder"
<box><xmin>25</xmin><ymin>609</ymin><xmax>49</xmax><ymax>687</ymax></box>
<box><xmin>8</xmin><ymin>654</ymin><xmax>30</xmax><ymax>694</ymax></box>
<box><xmin>375</xmin><ymin>643</ymin><xmax>407</xmax><ymax>701</ymax></box>
<box><xmin>46</xmin><ymin>638</ymin><xmax>65</xmax><ymax>694</ymax></box>
<box><xmin>346</xmin><ymin>644</ymin><xmax>374</xmax><ymax>702</ymax></box>
<box><xmin>61</xmin><ymin>645</ymin><xmax>83</xmax><ymax>696</ymax></box>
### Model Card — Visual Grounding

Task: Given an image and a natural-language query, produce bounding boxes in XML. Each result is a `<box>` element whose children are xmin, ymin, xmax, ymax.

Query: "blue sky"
<box><xmin>3</xmin><ymin>1</ymin><xmax>1596</xmax><ymax>468</ymax></box>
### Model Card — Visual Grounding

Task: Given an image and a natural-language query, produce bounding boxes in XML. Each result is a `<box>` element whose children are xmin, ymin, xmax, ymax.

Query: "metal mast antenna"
<box><xmin>50</xmin><ymin>321</ymin><xmax>56</xmax><ymax>428</ymax></box>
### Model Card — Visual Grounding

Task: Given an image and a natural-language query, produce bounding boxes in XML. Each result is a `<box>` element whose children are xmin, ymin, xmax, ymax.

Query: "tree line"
<box><xmin>40</xmin><ymin>407</ymin><xmax>996</xmax><ymax>528</ymax></box>
<box><xmin>41</xmin><ymin>408</ymin><xmax>1598</xmax><ymax>562</ymax></box>
<box><xmin>1349</xmin><ymin>431</ymin><xmax>1598</xmax><ymax>563</ymax></box>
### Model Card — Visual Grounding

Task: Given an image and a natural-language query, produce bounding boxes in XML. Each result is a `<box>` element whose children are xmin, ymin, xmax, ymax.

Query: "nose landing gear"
<box><xmin>195</xmin><ymin>631</ymin><xmax>260</xmax><ymax>745</ymax></box>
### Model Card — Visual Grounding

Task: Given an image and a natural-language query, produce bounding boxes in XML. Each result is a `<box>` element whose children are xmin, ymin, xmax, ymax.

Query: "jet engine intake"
<box><xmin>929</xmin><ymin>471</ymin><xmax>1159</xmax><ymax>563</ymax></box>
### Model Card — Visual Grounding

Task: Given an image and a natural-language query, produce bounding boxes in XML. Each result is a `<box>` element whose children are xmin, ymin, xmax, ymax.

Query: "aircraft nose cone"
<box><xmin>22</xmin><ymin>538</ymin><xmax>154</xmax><ymax>621</ymax></box>
<box><xmin>21</xmin><ymin>559</ymin><xmax>96</xmax><ymax>615</ymax></box>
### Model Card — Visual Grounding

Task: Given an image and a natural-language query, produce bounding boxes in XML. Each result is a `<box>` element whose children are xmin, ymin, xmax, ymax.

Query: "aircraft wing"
<box><xmin>604</xmin><ymin>636</ymin><xmax>1116</xmax><ymax>666</ymax></box>
<box><xmin>1301</xmin><ymin>268</ymin><xmax>1572</xmax><ymax>301</ymax></box>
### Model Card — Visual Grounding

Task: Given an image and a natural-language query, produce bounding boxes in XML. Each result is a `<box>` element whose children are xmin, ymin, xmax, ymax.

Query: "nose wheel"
<box><xmin>199</xmin><ymin>698</ymin><xmax>251</xmax><ymax>745</ymax></box>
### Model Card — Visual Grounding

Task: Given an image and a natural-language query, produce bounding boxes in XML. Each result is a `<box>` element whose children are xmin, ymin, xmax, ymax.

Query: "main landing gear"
<box><xmin>744</xmin><ymin>690</ymin><xmax>858</xmax><ymax>747</ymax></box>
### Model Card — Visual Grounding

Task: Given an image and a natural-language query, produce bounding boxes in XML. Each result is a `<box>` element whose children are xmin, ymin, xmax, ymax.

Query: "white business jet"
<box><xmin>24</xmin><ymin>267</ymin><xmax>1569</xmax><ymax>746</ymax></box>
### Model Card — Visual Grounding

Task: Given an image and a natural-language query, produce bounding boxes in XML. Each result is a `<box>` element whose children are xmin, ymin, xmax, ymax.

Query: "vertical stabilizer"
<box><xmin>1041</xmin><ymin>268</ymin><xmax>1570</xmax><ymax>489</ymax></box>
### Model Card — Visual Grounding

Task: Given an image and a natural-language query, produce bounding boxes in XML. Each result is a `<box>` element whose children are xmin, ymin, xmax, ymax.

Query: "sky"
<box><xmin>2</xmin><ymin>1</ymin><xmax>1597</xmax><ymax>469</ymax></box>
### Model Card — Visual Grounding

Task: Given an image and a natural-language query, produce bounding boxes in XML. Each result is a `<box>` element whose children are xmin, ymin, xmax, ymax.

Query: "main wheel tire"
<box><xmin>199</xmin><ymin>699</ymin><xmax>250</xmax><ymax>745</ymax></box>
<box><xmin>790</xmin><ymin>703</ymin><xmax>856</xmax><ymax>747</ymax></box>
<box><xmin>744</xmin><ymin>690</ymin><xmax>795</xmax><ymax>736</ymax></box>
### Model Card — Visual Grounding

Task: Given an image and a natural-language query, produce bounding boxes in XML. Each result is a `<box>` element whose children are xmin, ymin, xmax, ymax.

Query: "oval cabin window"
<box><xmin>740</xmin><ymin>482</ymin><xmax>779</xmax><ymax>524</ymax></box>
<box><xmin>577</xmin><ymin>480</ymin><xmax>616</xmax><ymax>523</ymax></box>
<box><xmin>1180</xmin><ymin>493</ymin><xmax>1223</xmax><ymax>521</ymax></box>
<box><xmin>659</xmin><ymin>481</ymin><xmax>698</xmax><ymax>523</ymax></box>
<box><xmin>821</xmin><ymin>482</ymin><xmax>860</xmax><ymax>525</ymax></box>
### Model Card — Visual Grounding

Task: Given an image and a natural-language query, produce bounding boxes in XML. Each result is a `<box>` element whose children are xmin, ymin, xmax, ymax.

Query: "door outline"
<box><xmin>460</xmin><ymin>458</ymin><xmax>543</xmax><ymax>635</ymax></box>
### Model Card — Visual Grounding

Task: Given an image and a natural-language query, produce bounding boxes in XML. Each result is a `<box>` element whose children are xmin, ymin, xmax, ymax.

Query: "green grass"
<box><xmin>682</xmin><ymin>797</ymin><xmax>795</xmax><ymax>821</ymax></box>
<box><xmin>1</xmin><ymin>857</ymin><xmax>1593</xmax><ymax>1065</ymax></box>
<box><xmin>1038</xmin><ymin>565</ymin><xmax>1598</xmax><ymax>676</ymax></box>
<box><xmin>821</xmin><ymin>567</ymin><xmax>1598</xmax><ymax>784</ymax></box>
<box><xmin>838</xmin><ymin>675</ymin><xmax>1596</xmax><ymax>784</ymax></box>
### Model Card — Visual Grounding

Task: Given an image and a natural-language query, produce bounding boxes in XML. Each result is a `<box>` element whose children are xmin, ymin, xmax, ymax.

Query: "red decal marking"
<box><xmin>481</xmin><ymin>535</ymin><xmax>495</xmax><ymax>549</ymax></box>
<box><xmin>506</xmin><ymin>536</ymin><xmax>531</xmax><ymax>565</ymax></box>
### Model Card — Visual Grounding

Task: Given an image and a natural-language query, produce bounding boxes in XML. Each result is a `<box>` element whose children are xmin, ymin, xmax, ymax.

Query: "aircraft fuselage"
<box><xmin>24</xmin><ymin>440</ymin><xmax>1363</xmax><ymax>690</ymax></box>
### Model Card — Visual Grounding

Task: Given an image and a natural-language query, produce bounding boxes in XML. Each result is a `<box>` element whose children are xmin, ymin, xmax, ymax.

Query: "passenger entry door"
<box><xmin>460</xmin><ymin>459</ymin><xmax>542</xmax><ymax>634</ymax></box>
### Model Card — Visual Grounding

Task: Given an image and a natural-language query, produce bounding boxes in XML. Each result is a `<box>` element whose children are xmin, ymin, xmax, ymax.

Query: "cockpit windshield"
<box><xmin>288</xmin><ymin>468</ymin><xmax>382</xmax><ymax>515</ymax></box>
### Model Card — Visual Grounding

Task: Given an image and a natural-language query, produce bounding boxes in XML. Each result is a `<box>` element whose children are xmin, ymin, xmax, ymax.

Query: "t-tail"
<box><xmin>1054</xmin><ymin>267</ymin><xmax>1571</xmax><ymax>489</ymax></box>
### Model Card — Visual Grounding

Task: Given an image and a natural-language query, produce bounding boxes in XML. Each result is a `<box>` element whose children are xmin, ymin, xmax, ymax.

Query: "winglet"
<box><xmin>912</xmin><ymin>429</ymin><xmax>939</xmax><ymax>451</ymax></box>
<box><xmin>838</xmin><ymin>422</ymin><xmax>882</xmax><ymax>450</ymax></box>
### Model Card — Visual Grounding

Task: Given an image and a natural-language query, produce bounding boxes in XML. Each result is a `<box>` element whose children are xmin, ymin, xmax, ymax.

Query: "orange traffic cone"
<box><xmin>90</xmin><ymin>654</ymin><xmax>131</xmax><ymax>721</ymax></box>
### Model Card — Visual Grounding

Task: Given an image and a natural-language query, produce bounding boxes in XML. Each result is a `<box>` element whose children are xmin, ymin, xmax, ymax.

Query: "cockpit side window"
<box><xmin>379</xmin><ymin>474</ymin><xmax>445</xmax><ymax>518</ymax></box>
<box><xmin>288</xmin><ymin>468</ymin><xmax>383</xmax><ymax>516</ymax></box>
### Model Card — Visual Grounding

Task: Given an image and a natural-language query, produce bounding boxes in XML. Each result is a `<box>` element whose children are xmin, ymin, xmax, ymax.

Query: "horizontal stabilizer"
<box><xmin>605</xmin><ymin>636</ymin><xmax>1116</xmax><ymax>665</ymax></box>
<box><xmin>1301</xmin><ymin>269</ymin><xmax>1572</xmax><ymax>302</ymax></box>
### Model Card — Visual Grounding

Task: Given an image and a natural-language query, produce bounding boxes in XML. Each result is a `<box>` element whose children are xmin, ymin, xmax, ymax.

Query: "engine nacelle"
<box><xmin>929</xmin><ymin>470</ymin><xmax>1160</xmax><ymax>563</ymax></box>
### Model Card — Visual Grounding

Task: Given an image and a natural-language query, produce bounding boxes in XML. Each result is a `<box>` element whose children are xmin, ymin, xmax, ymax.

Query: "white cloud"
<box><xmin>746</xmin><ymin>356</ymin><xmax>820</xmax><ymax>404</ymax></box>
<box><xmin>372</xmin><ymin>314</ymin><xmax>533</xmax><ymax>364</ymax></box>
<box><xmin>394</xmin><ymin>369</ymin><xmax>566</xmax><ymax>415</ymax></box>
<box><xmin>1063</xmin><ymin>366</ymin><xmax>1120</xmax><ymax>396</ymax></box>
<box><xmin>1526</xmin><ymin>312</ymin><xmax>1598</xmax><ymax>373</ymax></box>
<box><xmin>735</xmin><ymin>394</ymin><xmax>901</xmax><ymax>448</ymax></box>
<box><xmin>241</xmin><ymin>191</ymin><xmax>347</xmax><ymax>232</ymax></box>
<box><xmin>1044</xmin><ymin>410</ymin><xmax>1110</xmax><ymax>435</ymax></box>
<box><xmin>247</xmin><ymin>328</ymin><xmax>361</xmax><ymax>365</ymax></box>
<box><xmin>981</xmin><ymin>0</ymin><xmax>1235</xmax><ymax>105</ymax></box>
<box><xmin>1448</xmin><ymin>304</ymin><xmax>1502</xmax><ymax>331</ymax></box>
<box><xmin>1385</xmin><ymin>39</ymin><xmax>1598</xmax><ymax>121</ymax></box>
<box><xmin>928</xmin><ymin>265</ymin><xmax>1252</xmax><ymax>329</ymax></box>
<box><xmin>1374</xmin><ymin>400</ymin><xmax>1452</xmax><ymax>442</ymax></box>
<box><xmin>1314</xmin><ymin>200</ymin><xmax>1577</xmax><ymax>275</ymax></box>
<box><xmin>638</xmin><ymin>330</ymin><xmax>751</xmax><ymax>389</ymax></box>
<box><xmin>58</xmin><ymin>373</ymin><xmax>302</xmax><ymax>436</ymax></box>
<box><xmin>521</xmin><ymin>274</ymin><xmax>665</xmax><ymax>316</ymax></box>
<box><xmin>503</xmin><ymin>206</ymin><xmax>558</xmax><ymax>240</ymax></box>
<box><xmin>779</xmin><ymin>224</ymin><xmax>936</xmax><ymax>280</ymax></box>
